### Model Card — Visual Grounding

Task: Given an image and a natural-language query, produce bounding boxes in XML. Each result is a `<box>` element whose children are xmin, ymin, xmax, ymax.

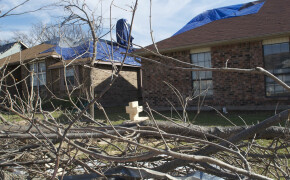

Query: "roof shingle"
<box><xmin>0</xmin><ymin>43</ymin><xmax>58</xmax><ymax>66</ymax></box>
<box><xmin>145</xmin><ymin>0</ymin><xmax>290</xmax><ymax>53</ymax></box>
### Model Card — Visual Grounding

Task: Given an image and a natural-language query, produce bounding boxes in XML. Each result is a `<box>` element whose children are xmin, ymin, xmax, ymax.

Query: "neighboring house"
<box><xmin>138</xmin><ymin>0</ymin><xmax>290</xmax><ymax>110</ymax></box>
<box><xmin>0</xmin><ymin>39</ymin><xmax>141</xmax><ymax>107</ymax></box>
<box><xmin>0</xmin><ymin>41</ymin><xmax>27</xmax><ymax>59</ymax></box>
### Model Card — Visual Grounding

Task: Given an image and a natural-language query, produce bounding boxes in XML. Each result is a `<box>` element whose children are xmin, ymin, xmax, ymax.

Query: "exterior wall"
<box><xmin>0</xmin><ymin>65</ymin><xmax>22</xmax><ymax>99</ymax></box>
<box><xmin>21</xmin><ymin>57</ymin><xmax>60</xmax><ymax>99</ymax></box>
<box><xmin>3</xmin><ymin>57</ymin><xmax>140</xmax><ymax>107</ymax></box>
<box><xmin>49</xmin><ymin>68</ymin><xmax>61</xmax><ymax>97</ymax></box>
<box><xmin>142</xmin><ymin>51</ymin><xmax>193</xmax><ymax>107</ymax></box>
<box><xmin>142</xmin><ymin>41</ymin><xmax>290</xmax><ymax>110</ymax></box>
<box><xmin>86</xmin><ymin>65</ymin><xmax>141</xmax><ymax>107</ymax></box>
<box><xmin>48</xmin><ymin>64</ymin><xmax>140</xmax><ymax>107</ymax></box>
<box><xmin>20</xmin><ymin>64</ymin><xmax>29</xmax><ymax>97</ymax></box>
<box><xmin>212</xmin><ymin>41</ymin><xmax>266</xmax><ymax>107</ymax></box>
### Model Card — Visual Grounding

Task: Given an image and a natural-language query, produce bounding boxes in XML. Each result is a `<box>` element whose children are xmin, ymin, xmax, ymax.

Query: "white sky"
<box><xmin>0</xmin><ymin>0</ymin><xmax>254</xmax><ymax>47</ymax></box>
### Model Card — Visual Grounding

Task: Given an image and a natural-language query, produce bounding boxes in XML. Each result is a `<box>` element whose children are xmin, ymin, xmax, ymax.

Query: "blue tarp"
<box><xmin>41</xmin><ymin>39</ymin><xmax>140</xmax><ymax>66</ymax></box>
<box><xmin>116</xmin><ymin>19</ymin><xmax>134</xmax><ymax>47</ymax></box>
<box><xmin>173</xmin><ymin>0</ymin><xmax>265</xmax><ymax>36</ymax></box>
<box><xmin>41</xmin><ymin>18</ymin><xmax>139</xmax><ymax>67</ymax></box>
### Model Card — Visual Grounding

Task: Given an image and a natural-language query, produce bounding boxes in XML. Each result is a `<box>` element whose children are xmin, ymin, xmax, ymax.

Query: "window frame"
<box><xmin>263</xmin><ymin>42</ymin><xmax>290</xmax><ymax>97</ymax></box>
<box><xmin>190</xmin><ymin>51</ymin><xmax>213</xmax><ymax>97</ymax></box>
<box><xmin>65</xmin><ymin>67</ymin><xmax>75</xmax><ymax>86</ymax></box>
<box><xmin>29</xmin><ymin>61</ymin><xmax>46</xmax><ymax>88</ymax></box>
<box><xmin>60</xmin><ymin>66</ymin><xmax>79</xmax><ymax>90</ymax></box>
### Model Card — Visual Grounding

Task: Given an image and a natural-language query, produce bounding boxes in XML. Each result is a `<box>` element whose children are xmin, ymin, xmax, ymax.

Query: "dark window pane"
<box><xmin>207</xmin><ymin>80</ymin><xmax>213</xmax><ymax>88</ymax></box>
<box><xmin>67</xmin><ymin>76</ymin><xmax>75</xmax><ymax>85</ymax></box>
<box><xmin>265</xmin><ymin>77</ymin><xmax>274</xmax><ymax>83</ymax></box>
<box><xmin>266</xmin><ymin>85</ymin><xmax>274</xmax><ymax>96</ymax></box>
<box><xmin>192</xmin><ymin>72</ymin><xmax>197</xmax><ymax>80</ymax></box>
<box><xmin>191</xmin><ymin>54</ymin><xmax>198</xmax><ymax>63</ymax></box>
<box><xmin>281</xmin><ymin>43</ymin><xmax>289</xmax><ymax>53</ymax></box>
<box><xmin>200</xmin><ymin>80</ymin><xmax>207</xmax><ymax>90</ymax></box>
<box><xmin>272</xmin><ymin>44</ymin><xmax>280</xmax><ymax>54</ymax></box>
<box><xmin>197</xmin><ymin>53</ymin><xmax>204</xmax><ymax>62</ymax></box>
<box><xmin>205</xmin><ymin>52</ymin><xmax>211</xmax><ymax>62</ymax></box>
<box><xmin>199</xmin><ymin>71</ymin><xmax>206</xmax><ymax>79</ymax></box>
<box><xmin>281</xmin><ymin>59</ymin><xmax>290</xmax><ymax>69</ymax></box>
<box><xmin>285</xmin><ymin>74</ymin><xmax>290</xmax><ymax>83</ymax></box>
<box><xmin>39</xmin><ymin>73</ymin><xmax>46</xmax><ymax>85</ymax></box>
<box><xmin>204</xmin><ymin>60</ymin><xmax>210</xmax><ymax>68</ymax></box>
<box><xmin>205</xmin><ymin>71</ymin><xmax>212</xmax><ymax>79</ymax></box>
<box><xmin>193</xmin><ymin>81</ymin><xmax>200</xmax><ymax>89</ymax></box>
<box><xmin>275</xmin><ymin>85</ymin><xmax>283</xmax><ymax>92</ymax></box>
<box><xmin>264</xmin><ymin>45</ymin><xmax>271</xmax><ymax>56</ymax></box>
<box><xmin>65</xmin><ymin>68</ymin><xmax>75</xmax><ymax>86</ymax></box>
<box><xmin>38</xmin><ymin>62</ymin><xmax>46</xmax><ymax>72</ymax></box>
<box><xmin>207</xmin><ymin>89</ymin><xmax>213</xmax><ymax>96</ymax></box>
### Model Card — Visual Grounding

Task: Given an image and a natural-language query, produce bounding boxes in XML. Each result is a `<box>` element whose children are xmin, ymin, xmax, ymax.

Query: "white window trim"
<box><xmin>263</xmin><ymin>37</ymin><xmax>289</xmax><ymax>45</ymax></box>
<box><xmin>190</xmin><ymin>47</ymin><xmax>211</xmax><ymax>54</ymax></box>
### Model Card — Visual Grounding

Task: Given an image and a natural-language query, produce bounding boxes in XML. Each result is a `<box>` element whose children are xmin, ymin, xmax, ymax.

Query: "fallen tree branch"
<box><xmin>153</xmin><ymin>109</ymin><xmax>290</xmax><ymax>173</ymax></box>
<box><xmin>1</xmin><ymin>123</ymin><xmax>288</xmax><ymax>140</ymax></box>
<box><xmin>137</xmin><ymin>120</ymin><xmax>290</xmax><ymax>140</ymax></box>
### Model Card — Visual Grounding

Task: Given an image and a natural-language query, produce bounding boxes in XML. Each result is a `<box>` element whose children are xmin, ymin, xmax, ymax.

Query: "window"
<box><xmin>29</xmin><ymin>61</ymin><xmax>46</xmax><ymax>87</ymax></box>
<box><xmin>65</xmin><ymin>67</ymin><xmax>75</xmax><ymax>85</ymax></box>
<box><xmin>263</xmin><ymin>42</ymin><xmax>290</xmax><ymax>96</ymax></box>
<box><xmin>61</xmin><ymin>66</ymin><xmax>78</xmax><ymax>90</ymax></box>
<box><xmin>191</xmin><ymin>52</ymin><xmax>213</xmax><ymax>96</ymax></box>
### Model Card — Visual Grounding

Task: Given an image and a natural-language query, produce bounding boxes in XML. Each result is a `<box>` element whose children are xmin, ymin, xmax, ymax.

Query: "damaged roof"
<box><xmin>0</xmin><ymin>40</ymin><xmax>140</xmax><ymax>67</ymax></box>
<box><xmin>143</xmin><ymin>0</ymin><xmax>290</xmax><ymax>53</ymax></box>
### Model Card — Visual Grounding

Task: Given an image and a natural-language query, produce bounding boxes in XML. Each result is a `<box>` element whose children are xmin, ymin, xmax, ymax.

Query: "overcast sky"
<box><xmin>0</xmin><ymin>0</ymin><xmax>254</xmax><ymax>47</ymax></box>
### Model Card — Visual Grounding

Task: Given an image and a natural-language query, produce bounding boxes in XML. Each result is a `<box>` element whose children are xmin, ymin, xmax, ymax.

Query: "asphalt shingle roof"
<box><xmin>144</xmin><ymin>0</ymin><xmax>290</xmax><ymax>53</ymax></box>
<box><xmin>0</xmin><ymin>44</ymin><xmax>57</xmax><ymax>66</ymax></box>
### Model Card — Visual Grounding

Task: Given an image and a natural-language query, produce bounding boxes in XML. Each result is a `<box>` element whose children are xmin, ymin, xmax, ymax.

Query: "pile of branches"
<box><xmin>0</xmin><ymin>108</ymin><xmax>289</xmax><ymax>180</ymax></box>
<box><xmin>0</xmin><ymin>0</ymin><xmax>290</xmax><ymax>179</ymax></box>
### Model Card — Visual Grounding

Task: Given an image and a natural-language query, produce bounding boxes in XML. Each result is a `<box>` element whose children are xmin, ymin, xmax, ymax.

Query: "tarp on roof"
<box><xmin>173</xmin><ymin>0</ymin><xmax>265</xmax><ymax>36</ymax></box>
<box><xmin>41</xmin><ymin>38</ymin><xmax>140</xmax><ymax>66</ymax></box>
<box><xmin>116</xmin><ymin>19</ymin><xmax>134</xmax><ymax>47</ymax></box>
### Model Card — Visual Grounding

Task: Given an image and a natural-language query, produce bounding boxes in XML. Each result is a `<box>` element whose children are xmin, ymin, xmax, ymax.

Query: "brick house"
<box><xmin>139</xmin><ymin>0</ymin><xmax>290</xmax><ymax>110</ymax></box>
<box><xmin>0</xmin><ymin>41</ymin><xmax>141</xmax><ymax>107</ymax></box>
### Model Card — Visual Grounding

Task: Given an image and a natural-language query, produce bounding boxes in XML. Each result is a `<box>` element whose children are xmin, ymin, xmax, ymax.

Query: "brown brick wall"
<box><xmin>142</xmin><ymin>41</ymin><xmax>290</xmax><ymax>109</ymax></box>
<box><xmin>2</xmin><ymin>58</ymin><xmax>140</xmax><ymax>107</ymax></box>
<box><xmin>211</xmin><ymin>41</ymin><xmax>265</xmax><ymax>106</ymax></box>
<box><xmin>90</xmin><ymin>65</ymin><xmax>140</xmax><ymax>107</ymax></box>
<box><xmin>20</xmin><ymin>64</ymin><xmax>29</xmax><ymax>97</ymax></box>
<box><xmin>48</xmin><ymin>64</ymin><xmax>140</xmax><ymax>107</ymax></box>
<box><xmin>0</xmin><ymin>65</ymin><xmax>22</xmax><ymax>99</ymax></box>
<box><xmin>142</xmin><ymin>51</ymin><xmax>192</xmax><ymax>107</ymax></box>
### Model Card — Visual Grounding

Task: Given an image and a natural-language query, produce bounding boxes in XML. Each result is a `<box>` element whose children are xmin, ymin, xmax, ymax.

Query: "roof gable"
<box><xmin>0</xmin><ymin>43</ymin><xmax>57</xmax><ymax>66</ymax></box>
